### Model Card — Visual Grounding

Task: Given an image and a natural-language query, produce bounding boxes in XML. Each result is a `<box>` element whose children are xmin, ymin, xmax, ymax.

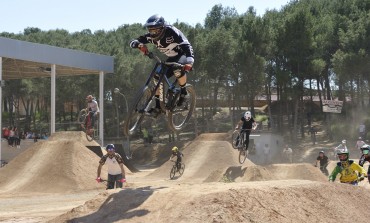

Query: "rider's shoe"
<box><xmin>145</xmin><ymin>107</ymin><xmax>161</xmax><ymax>117</ymax></box>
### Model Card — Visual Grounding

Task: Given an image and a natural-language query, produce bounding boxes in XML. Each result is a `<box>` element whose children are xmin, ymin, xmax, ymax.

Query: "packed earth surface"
<box><xmin>0</xmin><ymin>131</ymin><xmax>369</xmax><ymax>223</ymax></box>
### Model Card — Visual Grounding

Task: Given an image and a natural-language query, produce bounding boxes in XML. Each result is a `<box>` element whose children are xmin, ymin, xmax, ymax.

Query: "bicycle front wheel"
<box><xmin>231</xmin><ymin>131</ymin><xmax>241</xmax><ymax>149</ymax></box>
<box><xmin>239</xmin><ymin>149</ymin><xmax>248</xmax><ymax>164</ymax></box>
<box><xmin>167</xmin><ymin>85</ymin><xmax>196</xmax><ymax>132</ymax></box>
<box><xmin>123</xmin><ymin>86</ymin><xmax>154</xmax><ymax>136</ymax></box>
<box><xmin>170</xmin><ymin>166</ymin><xmax>177</xmax><ymax>179</ymax></box>
<box><xmin>78</xmin><ymin>109</ymin><xmax>88</xmax><ymax>125</ymax></box>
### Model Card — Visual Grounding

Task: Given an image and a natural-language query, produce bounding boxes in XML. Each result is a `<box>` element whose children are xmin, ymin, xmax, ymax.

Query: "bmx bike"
<box><xmin>123</xmin><ymin>52</ymin><xmax>196</xmax><ymax>136</ymax></box>
<box><xmin>78</xmin><ymin>109</ymin><xmax>99</xmax><ymax>142</ymax></box>
<box><xmin>232</xmin><ymin>128</ymin><xmax>255</xmax><ymax>164</ymax></box>
<box><xmin>170</xmin><ymin>160</ymin><xmax>185</xmax><ymax>179</ymax></box>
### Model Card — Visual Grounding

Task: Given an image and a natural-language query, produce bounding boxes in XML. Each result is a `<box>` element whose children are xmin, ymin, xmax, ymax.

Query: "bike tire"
<box><xmin>170</xmin><ymin>166</ymin><xmax>177</xmax><ymax>179</ymax></box>
<box><xmin>85</xmin><ymin>121</ymin><xmax>97</xmax><ymax>142</ymax></box>
<box><xmin>231</xmin><ymin>131</ymin><xmax>241</xmax><ymax>149</ymax></box>
<box><xmin>78</xmin><ymin>109</ymin><xmax>95</xmax><ymax>141</ymax></box>
<box><xmin>78</xmin><ymin>109</ymin><xmax>88</xmax><ymax>124</ymax></box>
<box><xmin>239</xmin><ymin>149</ymin><xmax>248</xmax><ymax>164</ymax></box>
<box><xmin>123</xmin><ymin>86</ymin><xmax>154</xmax><ymax>136</ymax></box>
<box><xmin>178</xmin><ymin>163</ymin><xmax>185</xmax><ymax>176</ymax></box>
<box><xmin>167</xmin><ymin>85</ymin><xmax>196</xmax><ymax>132</ymax></box>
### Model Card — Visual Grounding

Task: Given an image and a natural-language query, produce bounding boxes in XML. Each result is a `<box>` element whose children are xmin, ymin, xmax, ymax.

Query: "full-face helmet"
<box><xmin>144</xmin><ymin>14</ymin><xmax>166</xmax><ymax>41</ymax></box>
<box><xmin>337</xmin><ymin>148</ymin><xmax>349</xmax><ymax>162</ymax></box>
<box><xmin>172</xmin><ymin>146</ymin><xmax>179</xmax><ymax>152</ymax></box>
<box><xmin>244</xmin><ymin>111</ymin><xmax>251</xmax><ymax>121</ymax></box>
<box><xmin>106</xmin><ymin>144</ymin><xmax>115</xmax><ymax>151</ymax></box>
<box><xmin>360</xmin><ymin>144</ymin><xmax>370</xmax><ymax>155</ymax></box>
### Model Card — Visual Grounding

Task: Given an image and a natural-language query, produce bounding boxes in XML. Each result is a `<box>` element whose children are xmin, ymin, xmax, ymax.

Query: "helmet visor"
<box><xmin>337</xmin><ymin>153</ymin><xmax>348</xmax><ymax>160</ymax></box>
<box><xmin>148</xmin><ymin>27</ymin><xmax>163</xmax><ymax>38</ymax></box>
<box><xmin>363</xmin><ymin>150</ymin><xmax>369</xmax><ymax>155</ymax></box>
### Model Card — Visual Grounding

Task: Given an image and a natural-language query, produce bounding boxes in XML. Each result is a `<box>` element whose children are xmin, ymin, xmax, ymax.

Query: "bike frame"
<box><xmin>143</xmin><ymin>53</ymin><xmax>183</xmax><ymax>113</ymax></box>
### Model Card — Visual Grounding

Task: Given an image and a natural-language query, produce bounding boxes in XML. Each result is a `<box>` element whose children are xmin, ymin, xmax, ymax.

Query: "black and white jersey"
<box><xmin>130</xmin><ymin>25</ymin><xmax>194</xmax><ymax>63</ymax></box>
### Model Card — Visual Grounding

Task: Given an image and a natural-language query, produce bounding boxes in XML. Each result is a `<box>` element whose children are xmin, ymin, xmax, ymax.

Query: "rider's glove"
<box><xmin>96</xmin><ymin>177</ymin><xmax>102</xmax><ymax>183</ymax></box>
<box><xmin>183</xmin><ymin>64</ymin><xmax>192</xmax><ymax>72</ymax></box>
<box><xmin>359</xmin><ymin>176</ymin><xmax>365</xmax><ymax>181</ymax></box>
<box><xmin>129</xmin><ymin>39</ymin><xmax>140</xmax><ymax>48</ymax></box>
<box><xmin>138</xmin><ymin>44</ymin><xmax>149</xmax><ymax>55</ymax></box>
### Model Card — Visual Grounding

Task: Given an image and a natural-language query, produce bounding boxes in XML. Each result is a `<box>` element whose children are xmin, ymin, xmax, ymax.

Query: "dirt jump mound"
<box><xmin>148</xmin><ymin>133</ymin><xmax>255</xmax><ymax>182</ymax></box>
<box><xmin>0</xmin><ymin>131</ymin><xmax>123</xmax><ymax>194</ymax></box>
<box><xmin>50</xmin><ymin>181</ymin><xmax>370</xmax><ymax>223</ymax></box>
<box><xmin>267</xmin><ymin>163</ymin><xmax>328</xmax><ymax>182</ymax></box>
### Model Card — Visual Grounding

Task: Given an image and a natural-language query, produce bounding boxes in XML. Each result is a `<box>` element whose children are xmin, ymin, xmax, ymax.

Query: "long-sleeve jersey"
<box><xmin>329</xmin><ymin>160</ymin><xmax>366</xmax><ymax>183</ymax></box>
<box><xmin>130</xmin><ymin>25</ymin><xmax>194</xmax><ymax>63</ymax></box>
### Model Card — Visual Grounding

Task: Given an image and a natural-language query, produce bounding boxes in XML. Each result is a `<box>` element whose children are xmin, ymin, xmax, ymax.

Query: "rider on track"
<box><xmin>169</xmin><ymin>146</ymin><xmax>183</xmax><ymax>171</ymax></box>
<box><xmin>129</xmin><ymin>14</ymin><xmax>194</xmax><ymax>116</ymax></box>
<box><xmin>329</xmin><ymin>148</ymin><xmax>366</xmax><ymax>185</ymax></box>
<box><xmin>359</xmin><ymin>144</ymin><xmax>370</xmax><ymax>184</ymax></box>
<box><xmin>235</xmin><ymin>111</ymin><xmax>257</xmax><ymax>150</ymax></box>
<box><xmin>315</xmin><ymin>150</ymin><xmax>329</xmax><ymax>176</ymax></box>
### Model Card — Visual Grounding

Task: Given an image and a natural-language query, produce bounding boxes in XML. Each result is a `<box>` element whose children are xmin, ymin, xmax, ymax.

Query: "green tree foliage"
<box><xmin>1</xmin><ymin>0</ymin><xmax>370</xmax><ymax>139</ymax></box>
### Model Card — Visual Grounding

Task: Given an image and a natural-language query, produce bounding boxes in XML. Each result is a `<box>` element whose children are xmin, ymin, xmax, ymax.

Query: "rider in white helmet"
<box><xmin>235</xmin><ymin>111</ymin><xmax>257</xmax><ymax>150</ymax></box>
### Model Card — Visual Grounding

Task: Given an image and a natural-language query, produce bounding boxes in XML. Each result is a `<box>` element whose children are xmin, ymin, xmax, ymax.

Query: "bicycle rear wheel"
<box><xmin>178</xmin><ymin>163</ymin><xmax>185</xmax><ymax>176</ymax></box>
<box><xmin>239</xmin><ymin>149</ymin><xmax>248</xmax><ymax>164</ymax></box>
<box><xmin>170</xmin><ymin>165</ymin><xmax>177</xmax><ymax>179</ymax></box>
<box><xmin>85</xmin><ymin>119</ymin><xmax>98</xmax><ymax>142</ymax></box>
<box><xmin>167</xmin><ymin>85</ymin><xmax>196</xmax><ymax>132</ymax></box>
<box><xmin>123</xmin><ymin>86</ymin><xmax>155</xmax><ymax>136</ymax></box>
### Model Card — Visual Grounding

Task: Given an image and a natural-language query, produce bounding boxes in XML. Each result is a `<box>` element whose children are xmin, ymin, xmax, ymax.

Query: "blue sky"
<box><xmin>1</xmin><ymin>0</ymin><xmax>289</xmax><ymax>33</ymax></box>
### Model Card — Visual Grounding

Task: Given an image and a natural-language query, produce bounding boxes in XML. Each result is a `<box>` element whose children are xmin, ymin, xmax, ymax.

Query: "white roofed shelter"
<box><xmin>0</xmin><ymin>37</ymin><xmax>114</xmax><ymax>161</ymax></box>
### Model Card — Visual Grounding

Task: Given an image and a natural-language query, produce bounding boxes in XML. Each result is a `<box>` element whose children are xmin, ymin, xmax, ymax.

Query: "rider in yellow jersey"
<box><xmin>329</xmin><ymin>148</ymin><xmax>366</xmax><ymax>185</ymax></box>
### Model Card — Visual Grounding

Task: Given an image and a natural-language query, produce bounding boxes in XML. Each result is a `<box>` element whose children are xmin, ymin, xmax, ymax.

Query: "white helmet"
<box><xmin>341</xmin><ymin>139</ymin><xmax>346</xmax><ymax>144</ymax></box>
<box><xmin>244</xmin><ymin>111</ymin><xmax>251</xmax><ymax>121</ymax></box>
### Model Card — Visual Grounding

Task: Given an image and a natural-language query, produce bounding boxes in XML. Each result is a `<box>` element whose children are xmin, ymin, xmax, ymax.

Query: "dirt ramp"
<box><xmin>267</xmin><ymin>163</ymin><xmax>328</xmax><ymax>182</ymax></box>
<box><xmin>50</xmin><ymin>181</ymin><xmax>370</xmax><ymax>223</ymax></box>
<box><xmin>195</xmin><ymin>133</ymin><xmax>231</xmax><ymax>141</ymax></box>
<box><xmin>0</xmin><ymin>140</ymin><xmax>108</xmax><ymax>193</ymax></box>
<box><xmin>0</xmin><ymin>131</ymin><xmax>132</xmax><ymax>194</ymax></box>
<box><xmin>148</xmin><ymin>139</ymin><xmax>249</xmax><ymax>182</ymax></box>
<box><xmin>48</xmin><ymin>131</ymin><xmax>101</xmax><ymax>147</ymax></box>
<box><xmin>205</xmin><ymin>165</ymin><xmax>275</xmax><ymax>183</ymax></box>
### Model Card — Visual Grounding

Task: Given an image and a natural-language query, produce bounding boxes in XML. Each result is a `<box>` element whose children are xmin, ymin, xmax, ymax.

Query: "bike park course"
<box><xmin>0</xmin><ymin>132</ymin><xmax>369</xmax><ymax>223</ymax></box>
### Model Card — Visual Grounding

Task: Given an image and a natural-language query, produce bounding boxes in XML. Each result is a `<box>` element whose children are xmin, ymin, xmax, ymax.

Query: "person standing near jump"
<box><xmin>96</xmin><ymin>144</ymin><xmax>126</xmax><ymax>189</ymax></box>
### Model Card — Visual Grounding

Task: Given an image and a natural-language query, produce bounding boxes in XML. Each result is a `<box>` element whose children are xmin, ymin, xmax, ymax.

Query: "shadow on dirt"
<box><xmin>61</xmin><ymin>186</ymin><xmax>167</xmax><ymax>223</ymax></box>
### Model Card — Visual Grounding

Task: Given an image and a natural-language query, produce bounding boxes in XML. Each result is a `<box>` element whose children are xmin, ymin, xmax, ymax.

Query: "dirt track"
<box><xmin>0</xmin><ymin>132</ymin><xmax>369</xmax><ymax>223</ymax></box>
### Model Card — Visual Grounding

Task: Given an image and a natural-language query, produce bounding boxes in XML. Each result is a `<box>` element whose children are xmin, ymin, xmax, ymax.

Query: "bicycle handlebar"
<box><xmin>147</xmin><ymin>52</ymin><xmax>184</xmax><ymax>69</ymax></box>
<box><xmin>97</xmin><ymin>178</ymin><xmax>126</xmax><ymax>183</ymax></box>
